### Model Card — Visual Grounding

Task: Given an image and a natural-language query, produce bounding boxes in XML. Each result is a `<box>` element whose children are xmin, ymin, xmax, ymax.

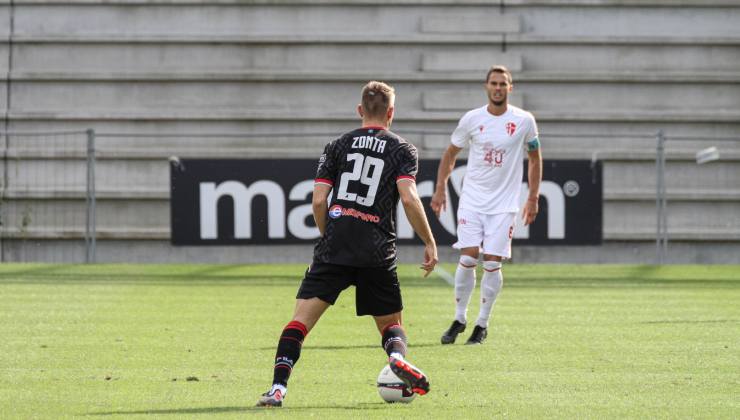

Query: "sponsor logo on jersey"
<box><xmin>328</xmin><ymin>204</ymin><xmax>380</xmax><ymax>223</ymax></box>
<box><xmin>479</xmin><ymin>125</ymin><xmax>485</xmax><ymax>133</ymax></box>
<box><xmin>458</xmin><ymin>218</ymin><xmax>467</xmax><ymax>225</ymax></box>
<box><xmin>505</xmin><ymin>122</ymin><xmax>517</xmax><ymax>136</ymax></box>
<box><xmin>329</xmin><ymin>205</ymin><xmax>343</xmax><ymax>219</ymax></box>
<box><xmin>341</xmin><ymin>207</ymin><xmax>380</xmax><ymax>223</ymax></box>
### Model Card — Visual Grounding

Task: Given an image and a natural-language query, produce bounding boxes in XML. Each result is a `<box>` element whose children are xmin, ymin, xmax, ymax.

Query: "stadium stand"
<box><xmin>0</xmin><ymin>0</ymin><xmax>738</xmax><ymax>263</ymax></box>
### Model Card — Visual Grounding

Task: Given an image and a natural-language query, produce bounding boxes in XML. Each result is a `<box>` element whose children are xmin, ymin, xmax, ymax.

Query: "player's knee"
<box><xmin>459</xmin><ymin>255</ymin><xmax>478</xmax><ymax>268</ymax></box>
<box><xmin>483</xmin><ymin>260</ymin><xmax>501</xmax><ymax>272</ymax></box>
<box><xmin>483</xmin><ymin>261</ymin><xmax>503</xmax><ymax>289</ymax></box>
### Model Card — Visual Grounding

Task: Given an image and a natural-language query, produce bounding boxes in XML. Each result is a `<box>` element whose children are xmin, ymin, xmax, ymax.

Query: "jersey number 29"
<box><xmin>336</xmin><ymin>153</ymin><xmax>385</xmax><ymax>206</ymax></box>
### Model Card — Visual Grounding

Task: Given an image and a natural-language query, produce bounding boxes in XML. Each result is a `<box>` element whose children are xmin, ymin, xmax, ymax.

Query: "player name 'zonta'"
<box><xmin>351</xmin><ymin>136</ymin><xmax>387</xmax><ymax>153</ymax></box>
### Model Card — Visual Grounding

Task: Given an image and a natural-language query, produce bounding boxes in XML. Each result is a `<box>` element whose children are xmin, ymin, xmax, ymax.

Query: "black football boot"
<box><xmin>440</xmin><ymin>320</ymin><xmax>466</xmax><ymax>344</ymax></box>
<box><xmin>465</xmin><ymin>325</ymin><xmax>488</xmax><ymax>345</ymax></box>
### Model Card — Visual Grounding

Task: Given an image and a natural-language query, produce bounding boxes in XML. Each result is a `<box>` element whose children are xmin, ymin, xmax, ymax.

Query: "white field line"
<box><xmin>434</xmin><ymin>265</ymin><xmax>455</xmax><ymax>286</ymax></box>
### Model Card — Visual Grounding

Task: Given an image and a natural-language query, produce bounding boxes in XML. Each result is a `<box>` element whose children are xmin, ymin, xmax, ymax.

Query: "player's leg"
<box><xmin>374</xmin><ymin>314</ymin><xmax>418</xmax><ymax>366</ymax></box>
<box><xmin>374</xmin><ymin>313</ymin><xmax>406</xmax><ymax>360</ymax></box>
<box><xmin>441</xmin><ymin>247</ymin><xmax>479</xmax><ymax>344</ymax></box>
<box><xmin>455</xmin><ymin>249</ymin><xmax>480</xmax><ymax>324</ymax></box>
<box><xmin>257</xmin><ymin>263</ymin><xmax>350</xmax><ymax>407</ymax></box>
<box><xmin>442</xmin><ymin>209</ymin><xmax>483</xmax><ymax>344</ymax></box>
<box><xmin>272</xmin><ymin>297</ymin><xmax>330</xmax><ymax>387</ymax></box>
<box><xmin>257</xmin><ymin>297</ymin><xmax>330</xmax><ymax>407</ymax></box>
<box><xmin>467</xmin><ymin>213</ymin><xmax>515</xmax><ymax>345</ymax></box>
<box><xmin>374</xmin><ymin>314</ymin><xmax>430</xmax><ymax>395</ymax></box>
<box><xmin>359</xmin><ymin>266</ymin><xmax>430</xmax><ymax>395</ymax></box>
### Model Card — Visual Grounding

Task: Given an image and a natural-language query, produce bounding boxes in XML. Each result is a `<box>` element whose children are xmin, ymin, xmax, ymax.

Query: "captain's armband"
<box><xmin>527</xmin><ymin>137</ymin><xmax>541</xmax><ymax>152</ymax></box>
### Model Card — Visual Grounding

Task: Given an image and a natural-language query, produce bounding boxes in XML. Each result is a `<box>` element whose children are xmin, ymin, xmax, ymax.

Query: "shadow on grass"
<box><xmin>0</xmin><ymin>264</ymin><xmax>305</xmax><ymax>283</ymax></box>
<box><xmin>0</xmin><ymin>269</ymin><xmax>452</xmax><ymax>288</ymax></box>
<box><xmin>86</xmin><ymin>402</ymin><xmax>389</xmax><ymax>416</ymax></box>
<box><xmin>253</xmin><ymin>342</ymin><xmax>441</xmax><ymax>351</ymax></box>
<box><xmin>0</xmin><ymin>263</ymin><xmax>737</xmax><ymax>288</ymax></box>
<box><xmin>0</xmin><ymin>274</ymin><xmax>302</xmax><ymax>286</ymax></box>
<box><xmin>638</xmin><ymin>319</ymin><xmax>739</xmax><ymax>324</ymax></box>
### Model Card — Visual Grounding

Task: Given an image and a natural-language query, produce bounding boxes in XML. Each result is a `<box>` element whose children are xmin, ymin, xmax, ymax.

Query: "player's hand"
<box><xmin>420</xmin><ymin>243</ymin><xmax>438</xmax><ymax>278</ymax></box>
<box><xmin>522</xmin><ymin>197</ymin><xmax>539</xmax><ymax>226</ymax></box>
<box><xmin>430</xmin><ymin>190</ymin><xmax>446</xmax><ymax>217</ymax></box>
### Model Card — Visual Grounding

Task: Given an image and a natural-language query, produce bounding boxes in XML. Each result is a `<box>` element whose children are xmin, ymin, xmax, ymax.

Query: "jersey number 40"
<box><xmin>336</xmin><ymin>153</ymin><xmax>385</xmax><ymax>207</ymax></box>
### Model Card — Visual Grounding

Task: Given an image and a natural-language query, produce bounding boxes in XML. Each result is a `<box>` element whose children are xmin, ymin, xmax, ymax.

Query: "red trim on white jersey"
<box><xmin>315</xmin><ymin>178</ymin><xmax>333</xmax><ymax>186</ymax></box>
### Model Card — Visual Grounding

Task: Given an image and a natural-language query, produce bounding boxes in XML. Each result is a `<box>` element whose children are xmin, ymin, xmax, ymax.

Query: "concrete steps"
<box><xmin>6</xmin><ymin>2</ymin><xmax>739</xmax><ymax>39</ymax></box>
<box><xmin>6</xmin><ymin>109</ymin><xmax>740</xmax><ymax>125</ymax></box>
<box><xmin>9</xmin><ymin>40</ymin><xmax>740</xmax><ymax>75</ymax></box>
<box><xmin>9</xmin><ymin>81</ymin><xmax>740</xmax><ymax>117</ymax></box>
<box><xmin>1</xmin><ymin>0</ymin><xmax>739</xmax><ymax>262</ymax></box>
<box><xmin>11</xmin><ymin>70</ymin><xmax>740</xmax><ymax>84</ymax></box>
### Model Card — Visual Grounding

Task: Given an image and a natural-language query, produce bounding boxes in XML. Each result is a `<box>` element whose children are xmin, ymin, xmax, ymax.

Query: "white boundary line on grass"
<box><xmin>433</xmin><ymin>265</ymin><xmax>455</xmax><ymax>286</ymax></box>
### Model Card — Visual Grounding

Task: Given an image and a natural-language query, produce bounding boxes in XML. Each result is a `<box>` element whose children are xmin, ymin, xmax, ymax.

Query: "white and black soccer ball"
<box><xmin>377</xmin><ymin>365</ymin><xmax>416</xmax><ymax>403</ymax></box>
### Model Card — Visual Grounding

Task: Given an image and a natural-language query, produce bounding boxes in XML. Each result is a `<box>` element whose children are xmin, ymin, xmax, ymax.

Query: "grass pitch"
<box><xmin>1</xmin><ymin>264</ymin><xmax>738</xmax><ymax>419</ymax></box>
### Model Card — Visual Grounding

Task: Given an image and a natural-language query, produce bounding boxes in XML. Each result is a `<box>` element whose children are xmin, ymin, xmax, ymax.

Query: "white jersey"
<box><xmin>451</xmin><ymin>104</ymin><xmax>539</xmax><ymax>214</ymax></box>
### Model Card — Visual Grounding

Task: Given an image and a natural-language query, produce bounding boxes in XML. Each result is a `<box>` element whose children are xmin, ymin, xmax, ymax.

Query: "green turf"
<box><xmin>0</xmin><ymin>264</ymin><xmax>738</xmax><ymax>419</ymax></box>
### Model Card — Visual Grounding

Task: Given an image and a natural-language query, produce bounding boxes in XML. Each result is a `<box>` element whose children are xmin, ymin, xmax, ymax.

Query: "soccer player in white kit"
<box><xmin>430</xmin><ymin>65</ymin><xmax>542</xmax><ymax>345</ymax></box>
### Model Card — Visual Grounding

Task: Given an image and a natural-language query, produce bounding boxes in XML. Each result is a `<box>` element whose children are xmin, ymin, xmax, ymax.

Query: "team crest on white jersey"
<box><xmin>505</xmin><ymin>122</ymin><xmax>516</xmax><ymax>136</ymax></box>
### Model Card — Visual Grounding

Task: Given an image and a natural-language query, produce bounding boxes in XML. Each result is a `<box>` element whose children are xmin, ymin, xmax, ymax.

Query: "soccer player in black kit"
<box><xmin>257</xmin><ymin>81</ymin><xmax>438</xmax><ymax>407</ymax></box>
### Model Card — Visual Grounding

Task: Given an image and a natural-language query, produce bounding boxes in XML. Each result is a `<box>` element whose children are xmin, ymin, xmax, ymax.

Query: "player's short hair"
<box><xmin>361</xmin><ymin>81</ymin><xmax>395</xmax><ymax>119</ymax></box>
<box><xmin>485</xmin><ymin>65</ymin><xmax>513</xmax><ymax>84</ymax></box>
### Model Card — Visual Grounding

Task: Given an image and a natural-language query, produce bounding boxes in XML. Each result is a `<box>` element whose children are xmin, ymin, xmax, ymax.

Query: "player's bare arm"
<box><xmin>523</xmin><ymin>147</ymin><xmax>542</xmax><ymax>226</ymax></box>
<box><xmin>312</xmin><ymin>183</ymin><xmax>332</xmax><ymax>235</ymax></box>
<box><xmin>398</xmin><ymin>180</ymin><xmax>438</xmax><ymax>277</ymax></box>
<box><xmin>431</xmin><ymin>144</ymin><xmax>463</xmax><ymax>217</ymax></box>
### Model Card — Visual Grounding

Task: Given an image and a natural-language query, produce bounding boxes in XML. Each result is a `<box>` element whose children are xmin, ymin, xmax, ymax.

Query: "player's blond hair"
<box><xmin>361</xmin><ymin>81</ymin><xmax>395</xmax><ymax>119</ymax></box>
<box><xmin>486</xmin><ymin>65</ymin><xmax>513</xmax><ymax>84</ymax></box>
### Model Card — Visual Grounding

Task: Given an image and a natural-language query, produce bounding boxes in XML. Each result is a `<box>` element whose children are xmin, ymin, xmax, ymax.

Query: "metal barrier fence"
<box><xmin>0</xmin><ymin>130</ymin><xmax>96</xmax><ymax>263</ymax></box>
<box><xmin>1</xmin><ymin>129</ymin><xmax>737</xmax><ymax>264</ymax></box>
<box><xmin>653</xmin><ymin>133</ymin><xmax>738</xmax><ymax>264</ymax></box>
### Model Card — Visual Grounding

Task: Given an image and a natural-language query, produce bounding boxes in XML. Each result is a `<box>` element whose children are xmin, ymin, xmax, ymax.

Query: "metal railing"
<box><xmin>654</xmin><ymin>132</ymin><xmax>737</xmax><ymax>264</ymax></box>
<box><xmin>656</xmin><ymin>130</ymin><xmax>668</xmax><ymax>264</ymax></box>
<box><xmin>85</xmin><ymin>129</ymin><xmax>97</xmax><ymax>263</ymax></box>
<box><xmin>0</xmin><ymin>129</ymin><xmax>96</xmax><ymax>263</ymax></box>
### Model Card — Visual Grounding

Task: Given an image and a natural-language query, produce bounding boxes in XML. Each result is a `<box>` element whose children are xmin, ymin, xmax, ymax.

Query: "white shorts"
<box><xmin>453</xmin><ymin>208</ymin><xmax>517</xmax><ymax>258</ymax></box>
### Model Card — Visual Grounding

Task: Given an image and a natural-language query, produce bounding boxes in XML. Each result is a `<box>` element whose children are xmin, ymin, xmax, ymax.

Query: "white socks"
<box><xmin>475</xmin><ymin>260</ymin><xmax>503</xmax><ymax>328</ymax></box>
<box><xmin>270</xmin><ymin>383</ymin><xmax>287</xmax><ymax>397</ymax></box>
<box><xmin>454</xmin><ymin>255</ymin><xmax>478</xmax><ymax>324</ymax></box>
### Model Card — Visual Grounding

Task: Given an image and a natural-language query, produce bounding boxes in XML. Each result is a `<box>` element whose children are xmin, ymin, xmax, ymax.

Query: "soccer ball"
<box><xmin>376</xmin><ymin>365</ymin><xmax>416</xmax><ymax>403</ymax></box>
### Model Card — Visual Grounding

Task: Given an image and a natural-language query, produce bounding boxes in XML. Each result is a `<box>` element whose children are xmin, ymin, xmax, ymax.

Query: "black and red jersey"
<box><xmin>312</xmin><ymin>127</ymin><xmax>418</xmax><ymax>267</ymax></box>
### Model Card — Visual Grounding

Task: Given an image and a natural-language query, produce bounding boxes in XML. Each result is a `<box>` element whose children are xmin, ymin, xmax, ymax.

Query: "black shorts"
<box><xmin>296</xmin><ymin>263</ymin><xmax>402</xmax><ymax>316</ymax></box>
